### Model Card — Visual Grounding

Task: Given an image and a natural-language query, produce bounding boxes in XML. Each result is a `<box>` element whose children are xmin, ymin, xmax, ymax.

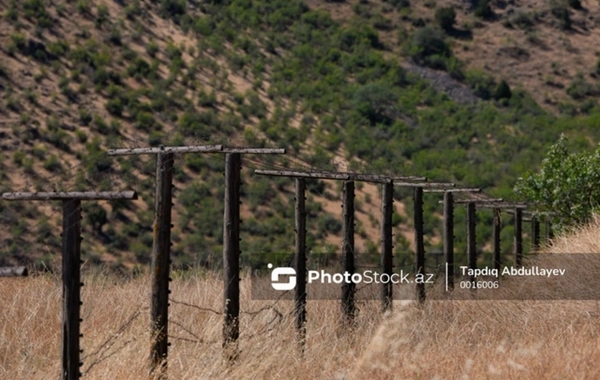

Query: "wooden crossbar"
<box><xmin>2</xmin><ymin>191</ymin><xmax>137</xmax><ymax>200</ymax></box>
<box><xmin>107</xmin><ymin>145</ymin><xmax>223</xmax><ymax>155</ymax></box>
<box><xmin>423</xmin><ymin>188</ymin><xmax>481</xmax><ymax>193</ymax></box>
<box><xmin>254</xmin><ymin>169</ymin><xmax>425</xmax><ymax>183</ymax></box>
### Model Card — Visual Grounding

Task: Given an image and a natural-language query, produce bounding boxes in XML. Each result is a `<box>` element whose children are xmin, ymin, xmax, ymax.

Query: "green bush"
<box><xmin>474</xmin><ymin>0</ymin><xmax>493</xmax><ymax>19</ymax></box>
<box><xmin>43</xmin><ymin>154</ymin><xmax>62</xmax><ymax>172</ymax></box>
<box><xmin>406</xmin><ymin>26</ymin><xmax>451</xmax><ymax>63</ymax></box>
<box><xmin>551</xmin><ymin>4</ymin><xmax>571</xmax><ymax>30</ymax></box>
<box><xmin>494</xmin><ymin>80</ymin><xmax>512</xmax><ymax>100</ymax></box>
<box><xmin>383</xmin><ymin>0</ymin><xmax>410</xmax><ymax>9</ymax></box>
<box><xmin>135</xmin><ymin>112</ymin><xmax>156</xmax><ymax>131</ymax></box>
<box><xmin>515</xmin><ymin>135</ymin><xmax>600</xmax><ymax>228</ymax></box>
<box><xmin>465</xmin><ymin>69</ymin><xmax>495</xmax><ymax>100</ymax></box>
<box><xmin>435</xmin><ymin>7</ymin><xmax>456</xmax><ymax>32</ymax></box>
<box><xmin>23</xmin><ymin>0</ymin><xmax>52</xmax><ymax>28</ymax></box>
<box><xmin>146</xmin><ymin>42</ymin><xmax>159</xmax><ymax>57</ymax></box>
<box><xmin>567</xmin><ymin>73</ymin><xmax>599</xmax><ymax>100</ymax></box>
<box><xmin>105</xmin><ymin>98</ymin><xmax>124</xmax><ymax>116</ymax></box>
<box><xmin>127</xmin><ymin>58</ymin><xmax>151</xmax><ymax>79</ymax></box>
<box><xmin>95</xmin><ymin>4</ymin><xmax>109</xmax><ymax>28</ymax></box>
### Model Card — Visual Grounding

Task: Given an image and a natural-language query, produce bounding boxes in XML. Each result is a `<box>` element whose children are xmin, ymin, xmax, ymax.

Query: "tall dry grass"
<box><xmin>354</xmin><ymin>216</ymin><xmax>600</xmax><ymax>379</ymax></box>
<box><xmin>3</xmin><ymin>218</ymin><xmax>600</xmax><ymax>379</ymax></box>
<box><xmin>0</xmin><ymin>269</ymin><xmax>384</xmax><ymax>379</ymax></box>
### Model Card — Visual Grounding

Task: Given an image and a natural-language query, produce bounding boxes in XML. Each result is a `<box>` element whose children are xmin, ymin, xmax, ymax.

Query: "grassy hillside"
<box><xmin>2</xmin><ymin>0</ymin><xmax>600</xmax><ymax>272</ymax></box>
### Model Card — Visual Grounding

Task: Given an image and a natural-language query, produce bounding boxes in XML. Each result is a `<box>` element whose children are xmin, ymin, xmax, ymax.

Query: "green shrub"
<box><xmin>5</xmin><ymin>0</ymin><xmax>18</xmax><ymax>21</ymax></box>
<box><xmin>567</xmin><ymin>73</ymin><xmax>599</xmax><ymax>100</ymax></box>
<box><xmin>146</xmin><ymin>42</ymin><xmax>159</xmax><ymax>57</ymax></box>
<box><xmin>43</xmin><ymin>155</ymin><xmax>62</xmax><ymax>172</ymax></box>
<box><xmin>105</xmin><ymin>98</ymin><xmax>124</xmax><ymax>116</ymax></box>
<box><xmin>382</xmin><ymin>0</ymin><xmax>410</xmax><ymax>9</ymax></box>
<box><xmin>551</xmin><ymin>4</ymin><xmax>571</xmax><ymax>30</ymax></box>
<box><xmin>23</xmin><ymin>0</ymin><xmax>52</xmax><ymax>28</ymax></box>
<box><xmin>435</xmin><ymin>7</ymin><xmax>456</xmax><ymax>32</ymax></box>
<box><xmin>515</xmin><ymin>134</ymin><xmax>600</xmax><ymax>228</ymax></box>
<box><xmin>465</xmin><ymin>69</ymin><xmax>495</xmax><ymax>100</ymax></box>
<box><xmin>406</xmin><ymin>26</ymin><xmax>451</xmax><ymax>63</ymax></box>
<box><xmin>494</xmin><ymin>80</ymin><xmax>512</xmax><ymax>100</ymax></box>
<box><xmin>125</xmin><ymin>0</ymin><xmax>142</xmax><ymax>19</ymax></box>
<box><xmin>47</xmin><ymin>40</ymin><xmax>70</xmax><ymax>57</ymax></box>
<box><xmin>75</xmin><ymin>129</ymin><xmax>88</xmax><ymax>143</ymax></box>
<box><xmin>77</xmin><ymin>0</ymin><xmax>90</xmax><ymax>14</ymax></box>
<box><xmin>474</xmin><ymin>0</ymin><xmax>493</xmax><ymax>19</ymax></box>
<box><xmin>160</xmin><ymin>0</ymin><xmax>187</xmax><ymax>20</ymax></box>
<box><xmin>95</xmin><ymin>4</ymin><xmax>109</xmax><ymax>28</ymax></box>
<box><xmin>135</xmin><ymin>112</ymin><xmax>156</xmax><ymax>131</ymax></box>
<box><xmin>127</xmin><ymin>58</ymin><xmax>151</xmax><ymax>79</ymax></box>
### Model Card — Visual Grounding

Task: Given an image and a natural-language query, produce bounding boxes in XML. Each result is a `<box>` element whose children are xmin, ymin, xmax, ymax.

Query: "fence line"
<box><xmin>1</xmin><ymin>142</ymin><xmax>553</xmax><ymax>379</ymax></box>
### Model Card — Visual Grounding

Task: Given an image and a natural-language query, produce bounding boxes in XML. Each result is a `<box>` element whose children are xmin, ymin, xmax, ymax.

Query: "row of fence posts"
<box><xmin>0</xmin><ymin>144</ymin><xmax>555</xmax><ymax>379</ymax></box>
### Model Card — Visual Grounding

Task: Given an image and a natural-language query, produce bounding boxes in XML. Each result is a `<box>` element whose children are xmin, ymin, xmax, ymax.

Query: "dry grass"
<box><xmin>354</xmin><ymin>216</ymin><xmax>600</xmax><ymax>379</ymax></box>
<box><xmin>0</xmin><ymin>270</ymin><xmax>384</xmax><ymax>379</ymax></box>
<box><xmin>4</xmin><ymin>218</ymin><xmax>600</xmax><ymax>379</ymax></box>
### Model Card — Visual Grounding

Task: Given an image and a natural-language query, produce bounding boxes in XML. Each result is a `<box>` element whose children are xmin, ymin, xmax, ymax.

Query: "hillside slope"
<box><xmin>2</xmin><ymin>0</ymin><xmax>600</xmax><ymax>271</ymax></box>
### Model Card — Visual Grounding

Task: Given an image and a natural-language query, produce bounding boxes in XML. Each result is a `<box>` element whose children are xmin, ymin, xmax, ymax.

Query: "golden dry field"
<box><xmin>3</xmin><ymin>218</ymin><xmax>600</xmax><ymax>379</ymax></box>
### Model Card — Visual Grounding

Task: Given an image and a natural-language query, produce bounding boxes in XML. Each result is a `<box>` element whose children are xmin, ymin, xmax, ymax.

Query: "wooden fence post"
<box><xmin>514</xmin><ymin>208</ymin><xmax>523</xmax><ymax>267</ymax></box>
<box><xmin>2</xmin><ymin>191</ymin><xmax>137</xmax><ymax>380</ymax></box>
<box><xmin>546</xmin><ymin>219</ymin><xmax>554</xmax><ymax>241</ymax></box>
<box><xmin>223</xmin><ymin>153</ymin><xmax>241</xmax><ymax>360</ymax></box>
<box><xmin>341</xmin><ymin>181</ymin><xmax>355</xmax><ymax>324</ymax></box>
<box><xmin>381</xmin><ymin>181</ymin><xmax>393</xmax><ymax>311</ymax></box>
<box><xmin>531</xmin><ymin>216</ymin><xmax>540</xmax><ymax>252</ymax></box>
<box><xmin>493</xmin><ymin>208</ymin><xmax>501</xmax><ymax>271</ymax></box>
<box><xmin>62</xmin><ymin>199</ymin><xmax>82</xmax><ymax>380</ymax></box>
<box><xmin>294</xmin><ymin>178</ymin><xmax>307</xmax><ymax>347</ymax></box>
<box><xmin>443</xmin><ymin>192</ymin><xmax>454</xmax><ymax>290</ymax></box>
<box><xmin>150</xmin><ymin>152</ymin><xmax>174</xmax><ymax>376</ymax></box>
<box><xmin>414</xmin><ymin>187</ymin><xmax>425</xmax><ymax>303</ymax></box>
<box><xmin>467</xmin><ymin>202</ymin><xmax>477</xmax><ymax>282</ymax></box>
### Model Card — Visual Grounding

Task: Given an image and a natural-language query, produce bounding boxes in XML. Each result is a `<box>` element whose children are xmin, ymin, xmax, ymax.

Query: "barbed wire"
<box><xmin>81</xmin><ymin>306</ymin><xmax>146</xmax><ymax>375</ymax></box>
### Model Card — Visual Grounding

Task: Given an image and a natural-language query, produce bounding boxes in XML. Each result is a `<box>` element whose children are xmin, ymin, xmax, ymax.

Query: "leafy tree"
<box><xmin>352</xmin><ymin>82</ymin><xmax>398</xmax><ymax>125</ymax></box>
<box><xmin>435</xmin><ymin>7</ymin><xmax>456</xmax><ymax>32</ymax></box>
<box><xmin>405</xmin><ymin>26</ymin><xmax>451</xmax><ymax>64</ymax></box>
<box><xmin>515</xmin><ymin>135</ymin><xmax>600</xmax><ymax>227</ymax></box>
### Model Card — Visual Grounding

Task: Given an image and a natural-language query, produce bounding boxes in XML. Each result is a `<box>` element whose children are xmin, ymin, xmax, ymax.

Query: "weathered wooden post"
<box><xmin>429</xmin><ymin>188</ymin><xmax>481</xmax><ymax>292</ymax></box>
<box><xmin>62</xmin><ymin>198</ymin><xmax>82</xmax><ymax>380</ymax></box>
<box><xmin>531</xmin><ymin>215</ymin><xmax>540</xmax><ymax>252</ymax></box>
<box><xmin>546</xmin><ymin>219</ymin><xmax>554</xmax><ymax>241</ymax></box>
<box><xmin>341</xmin><ymin>180</ymin><xmax>355</xmax><ymax>324</ymax></box>
<box><xmin>492</xmin><ymin>208</ymin><xmax>501</xmax><ymax>271</ymax></box>
<box><xmin>223</xmin><ymin>153</ymin><xmax>241</xmax><ymax>360</ymax></box>
<box><xmin>443</xmin><ymin>191</ymin><xmax>454</xmax><ymax>290</ymax></box>
<box><xmin>2</xmin><ymin>191</ymin><xmax>137</xmax><ymax>380</ymax></box>
<box><xmin>294</xmin><ymin>178</ymin><xmax>307</xmax><ymax>346</ymax></box>
<box><xmin>150</xmin><ymin>151</ymin><xmax>174</xmax><ymax>376</ymax></box>
<box><xmin>108</xmin><ymin>145</ymin><xmax>223</xmax><ymax>375</ymax></box>
<box><xmin>413</xmin><ymin>187</ymin><xmax>425</xmax><ymax>303</ymax></box>
<box><xmin>380</xmin><ymin>181</ymin><xmax>393</xmax><ymax>312</ymax></box>
<box><xmin>514</xmin><ymin>208</ymin><xmax>523</xmax><ymax>267</ymax></box>
<box><xmin>466</xmin><ymin>202</ymin><xmax>476</xmax><ymax>282</ymax></box>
